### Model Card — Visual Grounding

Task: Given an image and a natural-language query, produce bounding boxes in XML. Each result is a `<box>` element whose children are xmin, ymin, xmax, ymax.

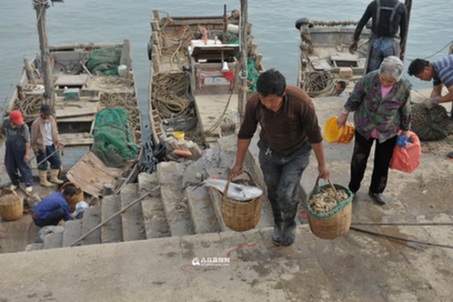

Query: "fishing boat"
<box><xmin>1</xmin><ymin>40</ymin><xmax>142</xmax><ymax>198</ymax></box>
<box><xmin>294</xmin><ymin>18</ymin><xmax>371</xmax><ymax>97</ymax></box>
<box><xmin>147</xmin><ymin>6</ymin><xmax>264</xmax><ymax>157</ymax></box>
<box><xmin>295</xmin><ymin>0</ymin><xmax>414</xmax><ymax>98</ymax></box>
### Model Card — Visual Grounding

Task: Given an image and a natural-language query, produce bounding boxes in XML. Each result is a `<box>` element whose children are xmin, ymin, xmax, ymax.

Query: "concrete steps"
<box><xmin>24</xmin><ymin>137</ymin><xmax>274</xmax><ymax>252</ymax></box>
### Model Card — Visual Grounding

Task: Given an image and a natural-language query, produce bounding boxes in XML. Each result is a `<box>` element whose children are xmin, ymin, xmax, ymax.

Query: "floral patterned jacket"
<box><xmin>344</xmin><ymin>70</ymin><xmax>411</xmax><ymax>143</ymax></box>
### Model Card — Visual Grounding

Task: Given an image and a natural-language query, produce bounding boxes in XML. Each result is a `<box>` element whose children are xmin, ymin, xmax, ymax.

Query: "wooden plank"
<box><xmin>49</xmin><ymin>43</ymin><xmax>122</xmax><ymax>51</ymax></box>
<box><xmin>66</xmin><ymin>151</ymin><xmax>123</xmax><ymax>197</ymax></box>
<box><xmin>59</xmin><ymin>133</ymin><xmax>93</xmax><ymax>146</ymax></box>
<box><xmin>55</xmin><ymin>107</ymin><xmax>98</xmax><ymax>118</ymax></box>
<box><xmin>57</xmin><ymin>116</ymin><xmax>95</xmax><ymax>122</ymax></box>
<box><xmin>54</xmin><ymin>74</ymin><xmax>89</xmax><ymax>87</ymax></box>
<box><xmin>195</xmin><ymin>94</ymin><xmax>238</xmax><ymax>135</ymax></box>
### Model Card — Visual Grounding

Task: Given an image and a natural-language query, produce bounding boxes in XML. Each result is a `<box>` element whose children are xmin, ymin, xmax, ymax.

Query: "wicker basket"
<box><xmin>305</xmin><ymin>177</ymin><xmax>353</xmax><ymax>240</ymax></box>
<box><xmin>61</xmin><ymin>182</ymin><xmax>84</xmax><ymax>212</ymax></box>
<box><xmin>221</xmin><ymin>171</ymin><xmax>262</xmax><ymax>232</ymax></box>
<box><xmin>0</xmin><ymin>188</ymin><xmax>24</xmax><ymax>221</ymax></box>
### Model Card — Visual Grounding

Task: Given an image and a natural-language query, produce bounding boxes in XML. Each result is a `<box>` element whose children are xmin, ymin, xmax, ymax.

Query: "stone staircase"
<box><xmin>25</xmin><ymin>142</ymin><xmax>274</xmax><ymax>252</ymax></box>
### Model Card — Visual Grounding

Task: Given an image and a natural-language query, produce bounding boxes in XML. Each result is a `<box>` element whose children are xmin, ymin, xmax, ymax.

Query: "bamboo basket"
<box><xmin>0</xmin><ymin>188</ymin><xmax>24</xmax><ymax>221</ymax></box>
<box><xmin>221</xmin><ymin>171</ymin><xmax>262</xmax><ymax>232</ymax></box>
<box><xmin>61</xmin><ymin>182</ymin><xmax>84</xmax><ymax>212</ymax></box>
<box><xmin>305</xmin><ymin>177</ymin><xmax>353</xmax><ymax>240</ymax></box>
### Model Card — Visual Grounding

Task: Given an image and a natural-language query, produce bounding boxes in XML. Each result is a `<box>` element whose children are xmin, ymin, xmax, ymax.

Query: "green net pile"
<box><xmin>91</xmin><ymin>108</ymin><xmax>138</xmax><ymax>168</ymax></box>
<box><xmin>85</xmin><ymin>46</ymin><xmax>122</xmax><ymax>76</ymax></box>
<box><xmin>247</xmin><ymin>60</ymin><xmax>260</xmax><ymax>94</ymax></box>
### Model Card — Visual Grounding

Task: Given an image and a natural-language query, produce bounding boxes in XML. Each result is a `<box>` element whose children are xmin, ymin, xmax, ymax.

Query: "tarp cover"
<box><xmin>85</xmin><ymin>46</ymin><xmax>122</xmax><ymax>76</ymax></box>
<box><xmin>91</xmin><ymin>108</ymin><xmax>138</xmax><ymax>168</ymax></box>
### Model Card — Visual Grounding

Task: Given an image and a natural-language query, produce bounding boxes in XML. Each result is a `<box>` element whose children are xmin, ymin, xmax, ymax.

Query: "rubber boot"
<box><xmin>281</xmin><ymin>212</ymin><xmax>297</xmax><ymax>246</ymax></box>
<box><xmin>272</xmin><ymin>222</ymin><xmax>283</xmax><ymax>246</ymax></box>
<box><xmin>50</xmin><ymin>169</ymin><xmax>64</xmax><ymax>184</ymax></box>
<box><xmin>39</xmin><ymin>170</ymin><xmax>53</xmax><ymax>187</ymax></box>
<box><xmin>270</xmin><ymin>200</ymin><xmax>283</xmax><ymax>246</ymax></box>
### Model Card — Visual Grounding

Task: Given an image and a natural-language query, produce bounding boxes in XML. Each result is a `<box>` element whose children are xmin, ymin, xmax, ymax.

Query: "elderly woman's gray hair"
<box><xmin>379</xmin><ymin>56</ymin><xmax>404</xmax><ymax>81</ymax></box>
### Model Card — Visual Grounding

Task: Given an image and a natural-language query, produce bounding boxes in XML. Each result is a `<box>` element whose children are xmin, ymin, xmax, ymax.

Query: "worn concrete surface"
<box><xmin>1</xmin><ymin>225</ymin><xmax>453</xmax><ymax>302</ymax></box>
<box><xmin>1</xmin><ymin>92</ymin><xmax>453</xmax><ymax>301</ymax></box>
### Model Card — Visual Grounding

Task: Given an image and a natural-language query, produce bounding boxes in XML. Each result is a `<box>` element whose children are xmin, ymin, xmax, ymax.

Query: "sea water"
<box><xmin>1</xmin><ymin>0</ymin><xmax>452</xmax><ymax>110</ymax></box>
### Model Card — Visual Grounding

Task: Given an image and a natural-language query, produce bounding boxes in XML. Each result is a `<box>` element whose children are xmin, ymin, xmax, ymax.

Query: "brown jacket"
<box><xmin>31</xmin><ymin>115</ymin><xmax>61</xmax><ymax>153</ymax></box>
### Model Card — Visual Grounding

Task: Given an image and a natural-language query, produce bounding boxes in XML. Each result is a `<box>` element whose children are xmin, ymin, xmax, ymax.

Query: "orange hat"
<box><xmin>10</xmin><ymin>110</ymin><xmax>24</xmax><ymax>125</ymax></box>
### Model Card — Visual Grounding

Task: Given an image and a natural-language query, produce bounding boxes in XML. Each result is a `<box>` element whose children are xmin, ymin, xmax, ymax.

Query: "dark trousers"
<box><xmin>33</xmin><ymin>208</ymin><xmax>66</xmax><ymax>227</ymax></box>
<box><xmin>258</xmin><ymin>140</ymin><xmax>311</xmax><ymax>224</ymax></box>
<box><xmin>348</xmin><ymin>131</ymin><xmax>397</xmax><ymax>194</ymax></box>
<box><xmin>37</xmin><ymin>144</ymin><xmax>61</xmax><ymax>170</ymax></box>
<box><xmin>5</xmin><ymin>138</ymin><xmax>33</xmax><ymax>187</ymax></box>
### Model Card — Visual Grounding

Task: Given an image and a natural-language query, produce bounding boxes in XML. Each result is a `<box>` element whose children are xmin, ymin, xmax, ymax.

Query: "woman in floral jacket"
<box><xmin>337</xmin><ymin>56</ymin><xmax>411</xmax><ymax>205</ymax></box>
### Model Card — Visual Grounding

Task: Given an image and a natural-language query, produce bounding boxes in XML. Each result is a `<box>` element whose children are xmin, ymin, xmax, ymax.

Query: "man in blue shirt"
<box><xmin>408</xmin><ymin>54</ymin><xmax>453</xmax><ymax>157</ymax></box>
<box><xmin>32</xmin><ymin>185</ymin><xmax>77</xmax><ymax>227</ymax></box>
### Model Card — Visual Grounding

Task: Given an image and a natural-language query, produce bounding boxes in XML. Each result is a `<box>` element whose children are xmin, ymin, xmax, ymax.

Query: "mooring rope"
<box><xmin>350</xmin><ymin>226</ymin><xmax>453</xmax><ymax>249</ymax></box>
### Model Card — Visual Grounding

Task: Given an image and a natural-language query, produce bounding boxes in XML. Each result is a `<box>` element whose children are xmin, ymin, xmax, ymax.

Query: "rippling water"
<box><xmin>1</xmin><ymin>0</ymin><xmax>452</xmax><ymax>108</ymax></box>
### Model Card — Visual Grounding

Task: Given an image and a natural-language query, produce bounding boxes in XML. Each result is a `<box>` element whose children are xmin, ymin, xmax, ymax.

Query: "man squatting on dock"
<box><xmin>231</xmin><ymin>69</ymin><xmax>330</xmax><ymax>246</ymax></box>
<box><xmin>408</xmin><ymin>54</ymin><xmax>453</xmax><ymax>158</ymax></box>
<box><xmin>32</xmin><ymin>185</ymin><xmax>77</xmax><ymax>227</ymax></box>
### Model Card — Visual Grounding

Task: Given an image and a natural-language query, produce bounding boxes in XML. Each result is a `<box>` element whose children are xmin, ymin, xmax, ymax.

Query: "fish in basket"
<box><xmin>304</xmin><ymin>177</ymin><xmax>353</xmax><ymax>239</ymax></box>
<box><xmin>202</xmin><ymin>171</ymin><xmax>263</xmax><ymax>232</ymax></box>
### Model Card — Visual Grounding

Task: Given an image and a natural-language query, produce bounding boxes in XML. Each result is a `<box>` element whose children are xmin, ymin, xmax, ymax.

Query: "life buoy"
<box><xmin>295</xmin><ymin>18</ymin><xmax>311</xmax><ymax>30</ymax></box>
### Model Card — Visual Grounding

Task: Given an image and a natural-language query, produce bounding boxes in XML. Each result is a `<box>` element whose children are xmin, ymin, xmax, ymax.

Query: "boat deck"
<box><xmin>195</xmin><ymin>93</ymin><xmax>238</xmax><ymax>144</ymax></box>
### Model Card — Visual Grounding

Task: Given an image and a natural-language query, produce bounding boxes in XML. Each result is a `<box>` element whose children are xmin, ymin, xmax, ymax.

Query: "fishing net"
<box><xmin>247</xmin><ymin>60</ymin><xmax>260</xmax><ymax>94</ymax></box>
<box><xmin>85</xmin><ymin>46</ymin><xmax>122</xmax><ymax>76</ymax></box>
<box><xmin>91</xmin><ymin>108</ymin><xmax>138</xmax><ymax>168</ymax></box>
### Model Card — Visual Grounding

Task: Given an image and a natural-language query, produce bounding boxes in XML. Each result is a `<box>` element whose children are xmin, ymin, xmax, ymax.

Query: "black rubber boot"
<box><xmin>281</xmin><ymin>212</ymin><xmax>297</xmax><ymax>246</ymax></box>
<box><xmin>272</xmin><ymin>222</ymin><xmax>282</xmax><ymax>246</ymax></box>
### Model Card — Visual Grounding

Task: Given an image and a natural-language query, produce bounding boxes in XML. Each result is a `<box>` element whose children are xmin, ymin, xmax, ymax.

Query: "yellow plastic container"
<box><xmin>172</xmin><ymin>131</ymin><xmax>185</xmax><ymax>141</ymax></box>
<box><xmin>324</xmin><ymin>117</ymin><xmax>355</xmax><ymax>144</ymax></box>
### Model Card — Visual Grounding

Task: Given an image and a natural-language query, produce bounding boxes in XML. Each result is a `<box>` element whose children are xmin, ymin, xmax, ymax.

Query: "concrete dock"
<box><xmin>1</xmin><ymin>94</ymin><xmax>453</xmax><ymax>301</ymax></box>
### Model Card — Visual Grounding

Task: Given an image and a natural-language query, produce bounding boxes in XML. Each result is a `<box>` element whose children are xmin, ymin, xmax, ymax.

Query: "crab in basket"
<box><xmin>308</xmin><ymin>187</ymin><xmax>349</xmax><ymax>214</ymax></box>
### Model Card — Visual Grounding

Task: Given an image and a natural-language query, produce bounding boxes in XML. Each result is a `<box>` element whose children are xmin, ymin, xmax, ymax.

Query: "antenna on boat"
<box><xmin>223</xmin><ymin>4</ymin><xmax>228</xmax><ymax>44</ymax></box>
<box><xmin>32</xmin><ymin>0</ymin><xmax>62</xmax><ymax>107</ymax></box>
<box><xmin>400</xmin><ymin>0</ymin><xmax>412</xmax><ymax>63</ymax></box>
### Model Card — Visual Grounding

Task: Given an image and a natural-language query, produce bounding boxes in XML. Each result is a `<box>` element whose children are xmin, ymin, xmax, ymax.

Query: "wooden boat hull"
<box><xmin>148</xmin><ymin>8</ymin><xmax>264</xmax><ymax>154</ymax></box>
<box><xmin>296</xmin><ymin>19</ymin><xmax>371</xmax><ymax>97</ymax></box>
<box><xmin>1</xmin><ymin>40</ymin><xmax>142</xmax><ymax>197</ymax></box>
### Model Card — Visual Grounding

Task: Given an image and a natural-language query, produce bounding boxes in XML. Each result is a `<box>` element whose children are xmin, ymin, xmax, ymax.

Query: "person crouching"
<box><xmin>32</xmin><ymin>185</ymin><xmax>77</xmax><ymax>227</ymax></box>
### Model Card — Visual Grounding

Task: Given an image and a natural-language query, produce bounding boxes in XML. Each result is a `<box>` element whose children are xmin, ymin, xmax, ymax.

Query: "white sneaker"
<box><xmin>26</xmin><ymin>186</ymin><xmax>33</xmax><ymax>193</ymax></box>
<box><xmin>10</xmin><ymin>185</ymin><xmax>17</xmax><ymax>190</ymax></box>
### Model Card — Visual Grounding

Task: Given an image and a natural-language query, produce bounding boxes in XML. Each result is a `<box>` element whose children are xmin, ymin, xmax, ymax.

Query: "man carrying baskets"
<box><xmin>231</xmin><ymin>69</ymin><xmax>330</xmax><ymax>246</ymax></box>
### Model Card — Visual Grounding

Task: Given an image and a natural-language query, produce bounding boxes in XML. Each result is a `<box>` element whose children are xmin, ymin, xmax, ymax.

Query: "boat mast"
<box><xmin>32</xmin><ymin>0</ymin><xmax>61</xmax><ymax>107</ymax></box>
<box><xmin>238</xmin><ymin>0</ymin><xmax>248</xmax><ymax>122</ymax></box>
<box><xmin>401</xmin><ymin>0</ymin><xmax>412</xmax><ymax>62</ymax></box>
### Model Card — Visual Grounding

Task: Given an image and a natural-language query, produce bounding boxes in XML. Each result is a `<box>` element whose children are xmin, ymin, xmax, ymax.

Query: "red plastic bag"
<box><xmin>390</xmin><ymin>131</ymin><xmax>421</xmax><ymax>173</ymax></box>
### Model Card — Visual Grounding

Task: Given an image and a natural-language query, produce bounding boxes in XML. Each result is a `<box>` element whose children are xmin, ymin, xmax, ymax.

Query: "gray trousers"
<box><xmin>258</xmin><ymin>140</ymin><xmax>311</xmax><ymax>224</ymax></box>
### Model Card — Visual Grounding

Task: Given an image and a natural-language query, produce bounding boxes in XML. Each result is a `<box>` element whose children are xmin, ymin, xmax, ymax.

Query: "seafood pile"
<box><xmin>308</xmin><ymin>187</ymin><xmax>349</xmax><ymax>214</ymax></box>
<box><xmin>411</xmin><ymin>103</ymin><xmax>453</xmax><ymax>141</ymax></box>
